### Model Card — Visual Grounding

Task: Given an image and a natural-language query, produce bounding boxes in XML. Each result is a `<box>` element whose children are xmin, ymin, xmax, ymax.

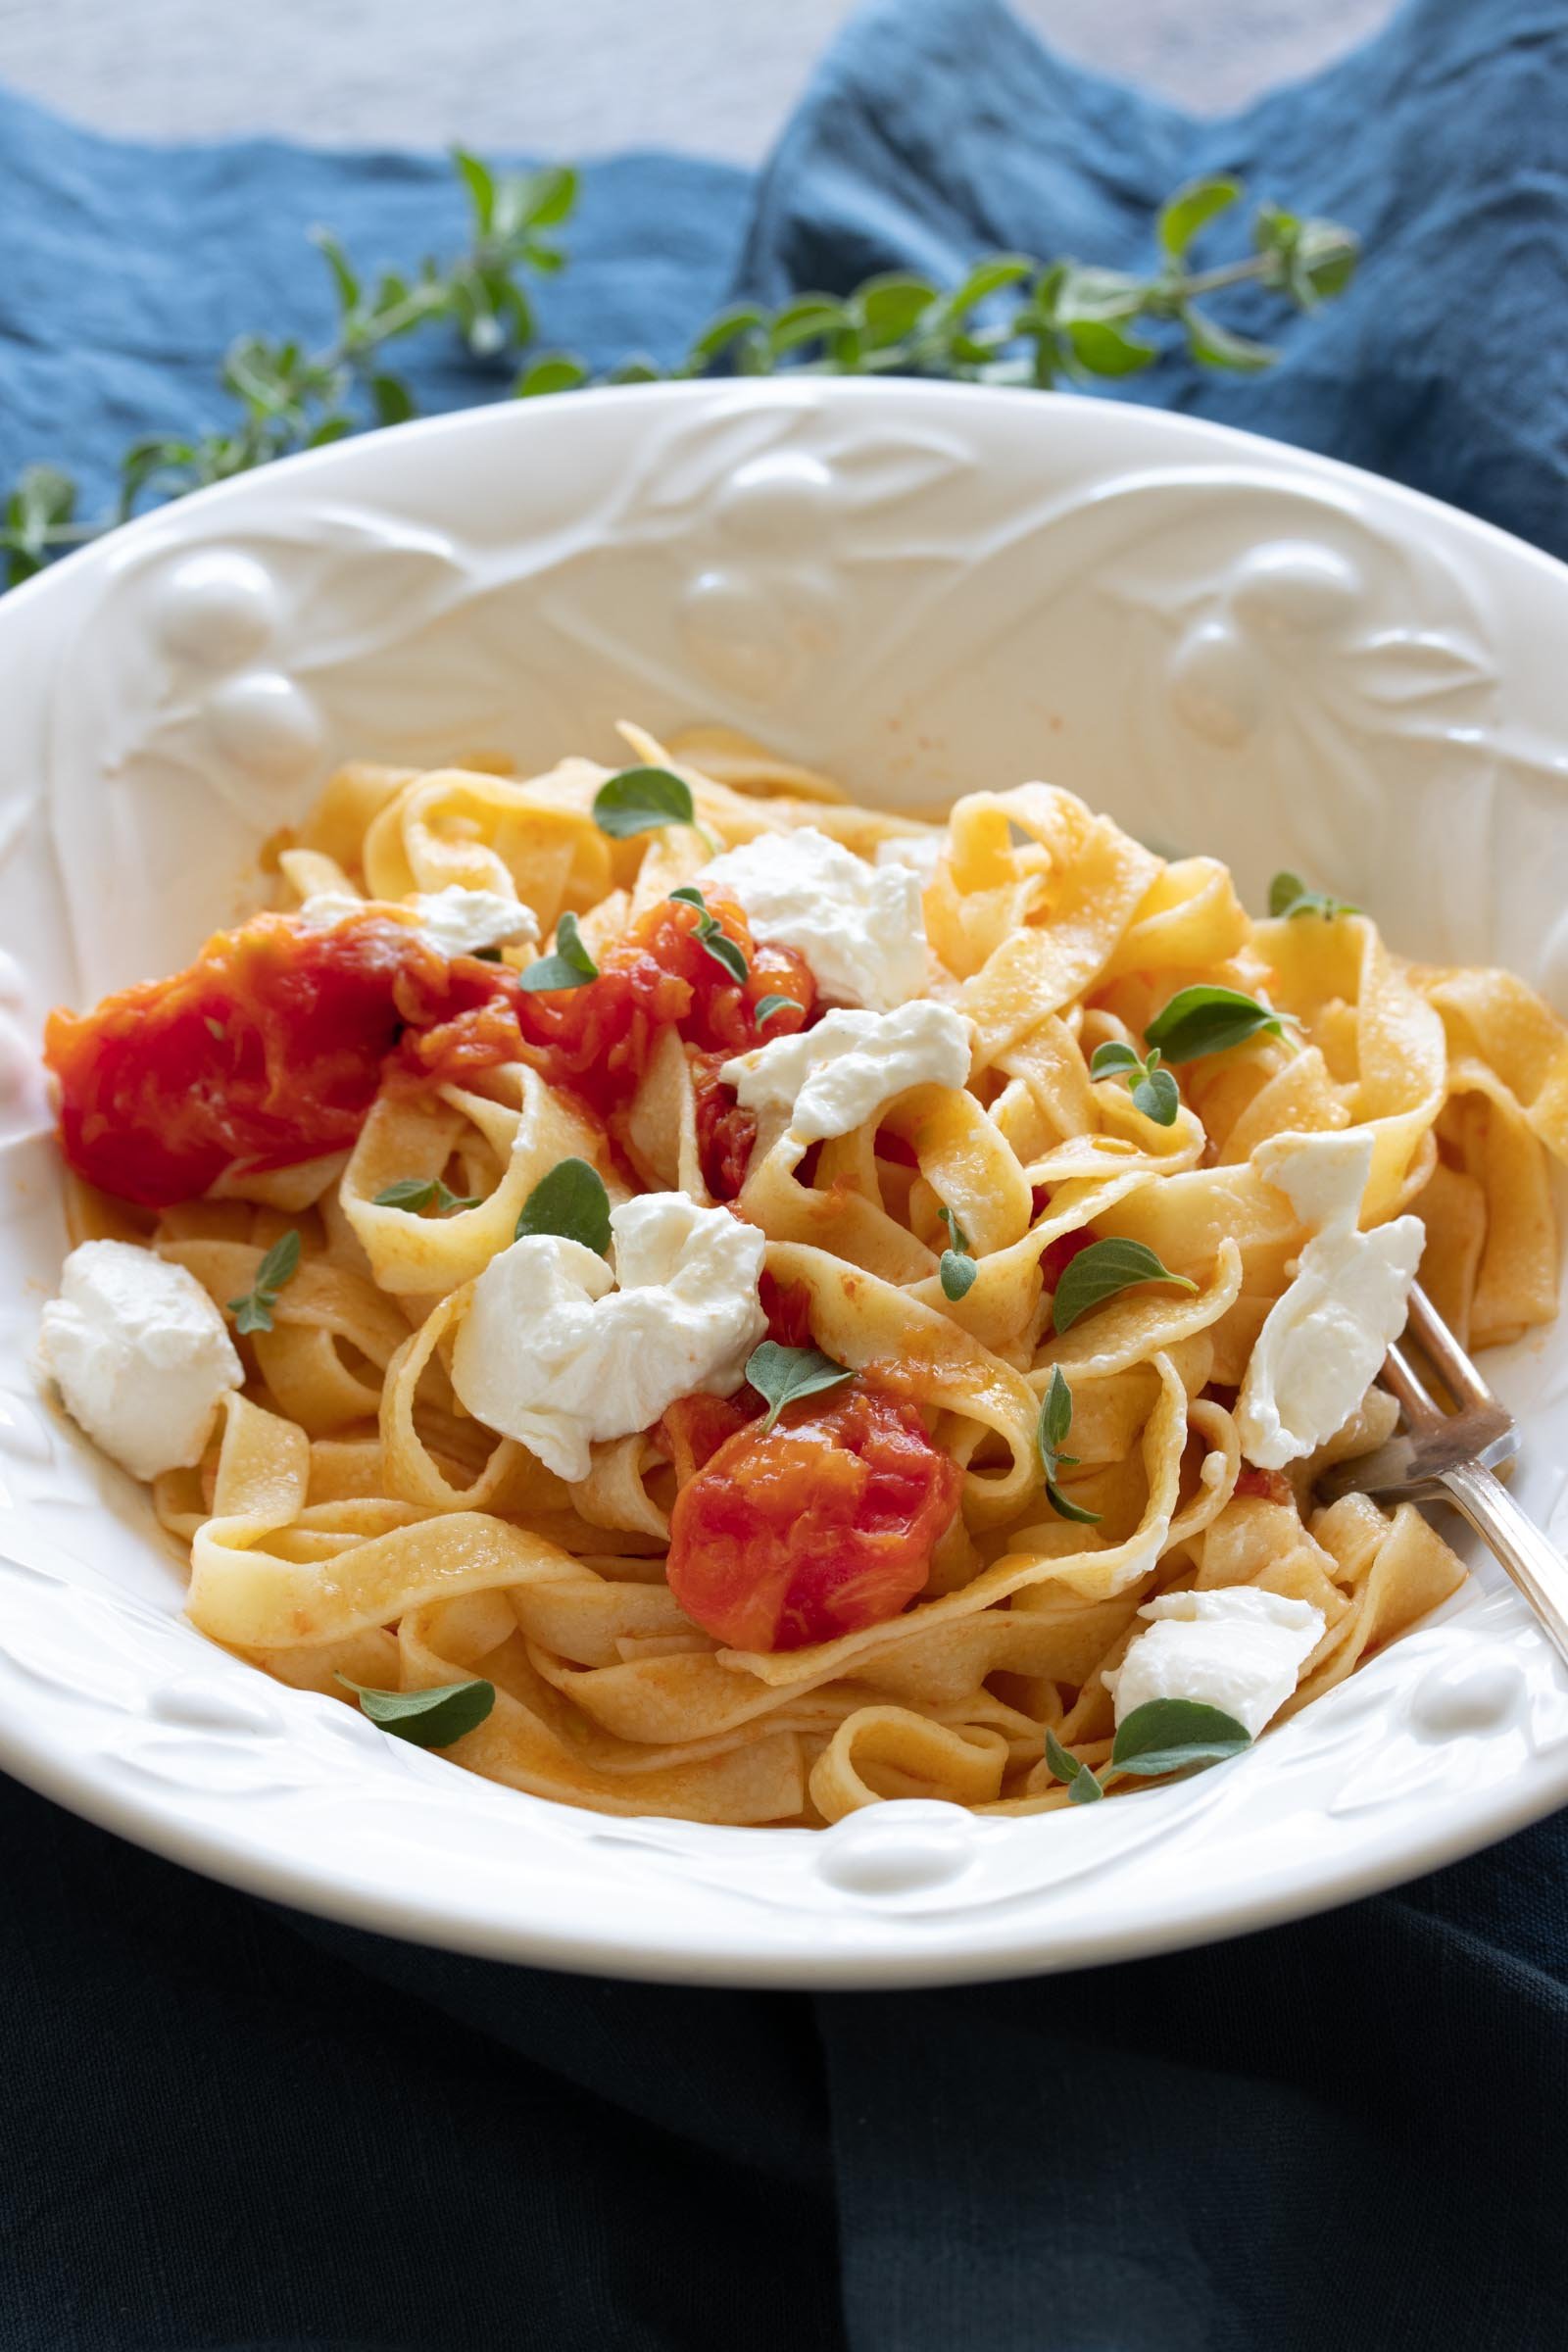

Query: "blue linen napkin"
<box><xmin>5</xmin><ymin>3</ymin><xmax>1568</xmax><ymax>2346</ymax></box>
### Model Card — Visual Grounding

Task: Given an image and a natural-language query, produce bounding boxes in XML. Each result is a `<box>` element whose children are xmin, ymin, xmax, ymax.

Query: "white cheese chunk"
<box><xmin>39</xmin><ymin>1240</ymin><xmax>242</xmax><ymax>1482</ymax></box>
<box><xmin>701</xmin><ymin>825</ymin><xmax>927</xmax><ymax>1010</ymax></box>
<box><xmin>404</xmin><ymin>887</ymin><xmax>538</xmax><ymax>956</ymax></box>
<box><xmin>1238</xmin><ymin>1131</ymin><xmax>1423</xmax><ymax>1471</ymax></box>
<box><xmin>719</xmin><ymin>1001</ymin><xmax>973</xmax><ymax>1144</ymax></box>
<box><xmin>297</xmin><ymin>886</ymin><xmax>537</xmax><ymax>956</ymax></box>
<box><xmin>450</xmin><ymin>1193</ymin><xmax>767</xmax><ymax>1483</ymax></box>
<box><xmin>1103</xmin><ymin>1588</ymin><xmax>1327</xmax><ymax>1739</ymax></box>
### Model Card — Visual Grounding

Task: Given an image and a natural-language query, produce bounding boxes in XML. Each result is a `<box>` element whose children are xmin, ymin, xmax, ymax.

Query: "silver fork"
<box><xmin>1315</xmin><ymin>1281</ymin><xmax>1568</xmax><ymax>1667</ymax></box>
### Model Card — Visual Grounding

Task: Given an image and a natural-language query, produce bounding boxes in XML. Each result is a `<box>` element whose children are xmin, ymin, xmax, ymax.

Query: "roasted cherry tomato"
<box><xmin>44</xmin><ymin>912</ymin><xmax>512</xmax><ymax>1208</ymax></box>
<box><xmin>665</xmin><ymin>1381</ymin><xmax>960</xmax><ymax>1652</ymax></box>
<box><xmin>46</xmin><ymin>893</ymin><xmax>816</xmax><ymax>1208</ymax></box>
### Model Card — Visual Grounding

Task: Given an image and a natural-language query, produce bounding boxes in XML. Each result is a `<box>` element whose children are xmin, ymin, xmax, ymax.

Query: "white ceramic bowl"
<box><xmin>3</xmin><ymin>379</ymin><xmax>1567</xmax><ymax>1987</ymax></box>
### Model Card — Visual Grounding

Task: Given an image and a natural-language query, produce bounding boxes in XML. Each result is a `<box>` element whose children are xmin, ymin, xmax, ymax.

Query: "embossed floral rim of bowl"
<box><xmin>2</xmin><ymin>377</ymin><xmax>1568</xmax><ymax>1989</ymax></box>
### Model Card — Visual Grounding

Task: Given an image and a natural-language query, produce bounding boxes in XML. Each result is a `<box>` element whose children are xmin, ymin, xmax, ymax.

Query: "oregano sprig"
<box><xmin>521</xmin><ymin>173</ymin><xmax>1357</xmax><ymax>397</ymax></box>
<box><xmin>1268</xmin><ymin>870</ymin><xmax>1359</xmax><ymax>921</ymax></box>
<box><xmin>3</xmin><ymin>147</ymin><xmax>569</xmax><ymax>581</ymax></box>
<box><xmin>514</xmin><ymin>1156</ymin><xmax>612</xmax><ymax>1254</ymax></box>
<box><xmin>517</xmin><ymin>909</ymin><xmax>597</xmax><ymax>992</ymax></box>
<box><xmin>1041</xmin><ymin>1697</ymin><xmax>1253</xmax><ymax>1802</ymax></box>
<box><xmin>1089</xmin><ymin>1039</ymin><xmax>1180</xmax><ymax>1126</ymax></box>
<box><xmin>336</xmin><ymin>1674</ymin><xmax>496</xmax><ymax>1749</ymax></box>
<box><xmin>754</xmin><ymin>993</ymin><xmax>802</xmax><ymax>1028</ymax></box>
<box><xmin>226</xmin><ymin>1229</ymin><xmax>303</xmax><ymax>1336</ymax></box>
<box><xmin>3</xmin><ymin>160</ymin><xmax>1357</xmax><ymax>586</ymax></box>
<box><xmin>744</xmin><ymin>1341</ymin><xmax>853</xmax><ymax>1433</ymax></box>
<box><xmin>372</xmin><ymin>1175</ymin><xmax>480</xmax><ymax>1217</ymax></box>
<box><xmin>668</xmin><ymin>886</ymin><xmax>749</xmax><ymax>985</ymax></box>
<box><xmin>1036</xmin><ymin>1365</ymin><xmax>1101</xmax><ymax>1525</ymax></box>
<box><xmin>1050</xmin><ymin>1238</ymin><xmax>1197</xmax><ymax>1336</ymax></box>
<box><xmin>1111</xmin><ymin>1697</ymin><xmax>1251</xmax><ymax>1777</ymax></box>
<box><xmin>1143</xmin><ymin>985</ymin><xmax>1286</xmax><ymax>1065</ymax></box>
<box><xmin>937</xmin><ymin>1205</ymin><xmax>978</xmax><ymax>1301</ymax></box>
<box><xmin>1044</xmin><ymin>1727</ymin><xmax>1104</xmax><ymax>1804</ymax></box>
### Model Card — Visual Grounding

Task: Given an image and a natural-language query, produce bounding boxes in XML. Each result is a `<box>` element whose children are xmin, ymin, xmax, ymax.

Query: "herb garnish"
<box><xmin>226</xmin><ymin>1229</ymin><xmax>302</xmax><ymax>1336</ymax></box>
<box><xmin>754</xmin><ymin>994</ymin><xmax>802</xmax><ymax>1028</ymax></box>
<box><xmin>1143</xmin><ymin>984</ymin><xmax>1285</xmax><ymax>1065</ymax></box>
<box><xmin>1268</xmin><ymin>870</ymin><xmax>1359</xmax><ymax>921</ymax></box>
<box><xmin>1036</xmin><ymin>1366</ymin><xmax>1101</xmax><ymax>1525</ymax></box>
<box><xmin>514</xmin><ymin>1157</ymin><xmax>612</xmax><ymax>1255</ymax></box>
<box><xmin>1050</xmin><ymin>1238</ymin><xmax>1197</xmax><ymax>1335</ymax></box>
<box><xmin>1089</xmin><ymin>1039</ymin><xmax>1180</xmax><ymax>1126</ymax></box>
<box><xmin>517</xmin><ymin>908</ymin><xmax>597</xmax><ymax>993</ymax></box>
<box><xmin>937</xmin><ymin>1205</ymin><xmax>978</xmax><ymax>1301</ymax></box>
<box><xmin>336</xmin><ymin>1674</ymin><xmax>496</xmax><ymax>1749</ymax></box>
<box><xmin>745</xmin><ymin>1341</ymin><xmax>853</xmax><ymax>1433</ymax></box>
<box><xmin>1111</xmin><ymin>1697</ymin><xmax>1251</xmax><ymax>1776</ymax></box>
<box><xmin>669</xmin><ymin>886</ymin><xmax>749</xmax><ymax>985</ymax></box>
<box><xmin>1041</xmin><ymin>1697</ymin><xmax>1252</xmax><ymax>1801</ymax></box>
<box><xmin>596</xmin><ymin>767</ymin><xmax>699</xmax><ymax>839</ymax></box>
<box><xmin>372</xmin><ymin>1176</ymin><xmax>480</xmax><ymax>1217</ymax></box>
<box><xmin>1044</xmin><ymin>1727</ymin><xmax>1104</xmax><ymax>1803</ymax></box>
<box><xmin>3</xmin><ymin>162</ymin><xmax>1357</xmax><ymax>588</ymax></box>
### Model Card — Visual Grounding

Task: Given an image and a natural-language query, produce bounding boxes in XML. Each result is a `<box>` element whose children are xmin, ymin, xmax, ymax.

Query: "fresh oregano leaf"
<box><xmin>1268</xmin><ymin>870</ymin><xmax>1359</xmax><ymax>921</ymax></box>
<box><xmin>1035</xmin><ymin>1365</ymin><xmax>1101</xmax><ymax>1524</ymax></box>
<box><xmin>372</xmin><ymin>1176</ymin><xmax>480</xmax><ymax>1217</ymax></box>
<box><xmin>696</xmin><ymin>926</ymin><xmax>748</xmax><ymax>985</ymax></box>
<box><xmin>1109</xmin><ymin>1697</ymin><xmax>1251</xmax><ymax>1778</ymax></box>
<box><xmin>1090</xmin><ymin>1039</ymin><xmax>1180</xmax><ymax>1128</ymax></box>
<box><xmin>336</xmin><ymin>1674</ymin><xmax>495</xmax><ymax>1749</ymax></box>
<box><xmin>745</xmin><ymin>1341</ymin><xmax>853</xmax><ymax>1434</ymax></box>
<box><xmin>1066</xmin><ymin>318</ymin><xmax>1157</xmax><ymax>376</ymax></box>
<box><xmin>940</xmin><ymin>1251</ymin><xmax>977</xmax><ymax>1300</ymax></box>
<box><xmin>1051</xmin><ymin>1238</ymin><xmax>1198</xmax><ymax>1336</ymax></box>
<box><xmin>1157</xmin><ymin>174</ymin><xmax>1241</xmax><ymax>259</ymax></box>
<box><xmin>1143</xmin><ymin>985</ymin><xmax>1284</xmax><ymax>1065</ymax></box>
<box><xmin>754</xmin><ymin>994</ymin><xmax>802</xmax><ymax>1027</ymax></box>
<box><xmin>514</xmin><ymin>1156</ymin><xmax>612</xmax><ymax>1255</ymax></box>
<box><xmin>517</xmin><ymin>908</ymin><xmax>597</xmax><ymax>993</ymax></box>
<box><xmin>593</xmin><ymin>766</ymin><xmax>697</xmax><ymax>839</ymax></box>
<box><xmin>936</xmin><ymin>1206</ymin><xmax>978</xmax><ymax>1301</ymax></box>
<box><xmin>1044</xmin><ymin>1726</ymin><xmax>1104</xmax><ymax>1804</ymax></box>
<box><xmin>1134</xmin><ymin>1066</ymin><xmax>1181</xmax><ymax>1123</ymax></box>
<box><xmin>669</xmin><ymin>885</ymin><xmax>750</xmax><ymax>984</ymax></box>
<box><xmin>227</xmin><ymin>1228</ymin><xmax>303</xmax><ymax>1336</ymax></box>
<box><xmin>368</xmin><ymin>371</ymin><xmax>416</xmax><ymax>426</ymax></box>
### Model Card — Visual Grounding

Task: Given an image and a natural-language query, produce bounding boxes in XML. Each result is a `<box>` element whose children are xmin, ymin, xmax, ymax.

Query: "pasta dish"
<box><xmin>34</xmin><ymin>727</ymin><xmax>1568</xmax><ymax>1823</ymax></box>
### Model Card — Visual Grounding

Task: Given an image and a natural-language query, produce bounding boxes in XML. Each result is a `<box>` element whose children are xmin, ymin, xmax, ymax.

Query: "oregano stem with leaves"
<box><xmin>2</xmin><ymin>156</ymin><xmax>1357</xmax><ymax>586</ymax></box>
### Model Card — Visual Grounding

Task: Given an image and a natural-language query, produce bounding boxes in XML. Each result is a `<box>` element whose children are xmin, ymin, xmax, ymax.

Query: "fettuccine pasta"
<box><xmin>36</xmin><ymin>726</ymin><xmax>1568</xmax><ymax>1826</ymax></box>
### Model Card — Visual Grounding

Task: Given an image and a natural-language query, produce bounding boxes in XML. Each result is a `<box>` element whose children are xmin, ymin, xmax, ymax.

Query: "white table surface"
<box><xmin>0</xmin><ymin>0</ymin><xmax>1396</xmax><ymax>158</ymax></box>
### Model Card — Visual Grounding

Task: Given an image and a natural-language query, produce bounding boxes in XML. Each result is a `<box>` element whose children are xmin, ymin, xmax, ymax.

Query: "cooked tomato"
<box><xmin>651</xmin><ymin>1391</ymin><xmax>763</xmax><ymax>1485</ymax></box>
<box><xmin>44</xmin><ymin>912</ymin><xmax>514</xmax><ymax>1208</ymax></box>
<box><xmin>46</xmin><ymin>893</ymin><xmax>816</xmax><ymax>1209</ymax></box>
<box><xmin>1040</xmin><ymin>1225</ymin><xmax>1099</xmax><ymax>1289</ymax></box>
<box><xmin>759</xmin><ymin>1272</ymin><xmax>814</xmax><ymax>1350</ymax></box>
<box><xmin>692</xmin><ymin>1056</ymin><xmax>759</xmax><ymax>1201</ymax></box>
<box><xmin>401</xmin><ymin>893</ymin><xmax>813</xmax><ymax>1123</ymax></box>
<box><xmin>1234</xmin><ymin>1465</ymin><xmax>1294</xmax><ymax>1505</ymax></box>
<box><xmin>665</xmin><ymin>1381</ymin><xmax>960</xmax><ymax>1652</ymax></box>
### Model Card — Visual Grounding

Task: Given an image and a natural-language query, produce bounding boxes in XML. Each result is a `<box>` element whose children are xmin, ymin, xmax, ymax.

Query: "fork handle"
<box><xmin>1441</xmin><ymin>1461</ymin><xmax>1568</xmax><ymax>1670</ymax></box>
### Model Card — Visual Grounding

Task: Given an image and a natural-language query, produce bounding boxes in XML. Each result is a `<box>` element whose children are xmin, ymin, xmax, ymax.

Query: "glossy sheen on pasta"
<box><xmin>62</xmin><ymin>729</ymin><xmax>1568</xmax><ymax>1826</ymax></box>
